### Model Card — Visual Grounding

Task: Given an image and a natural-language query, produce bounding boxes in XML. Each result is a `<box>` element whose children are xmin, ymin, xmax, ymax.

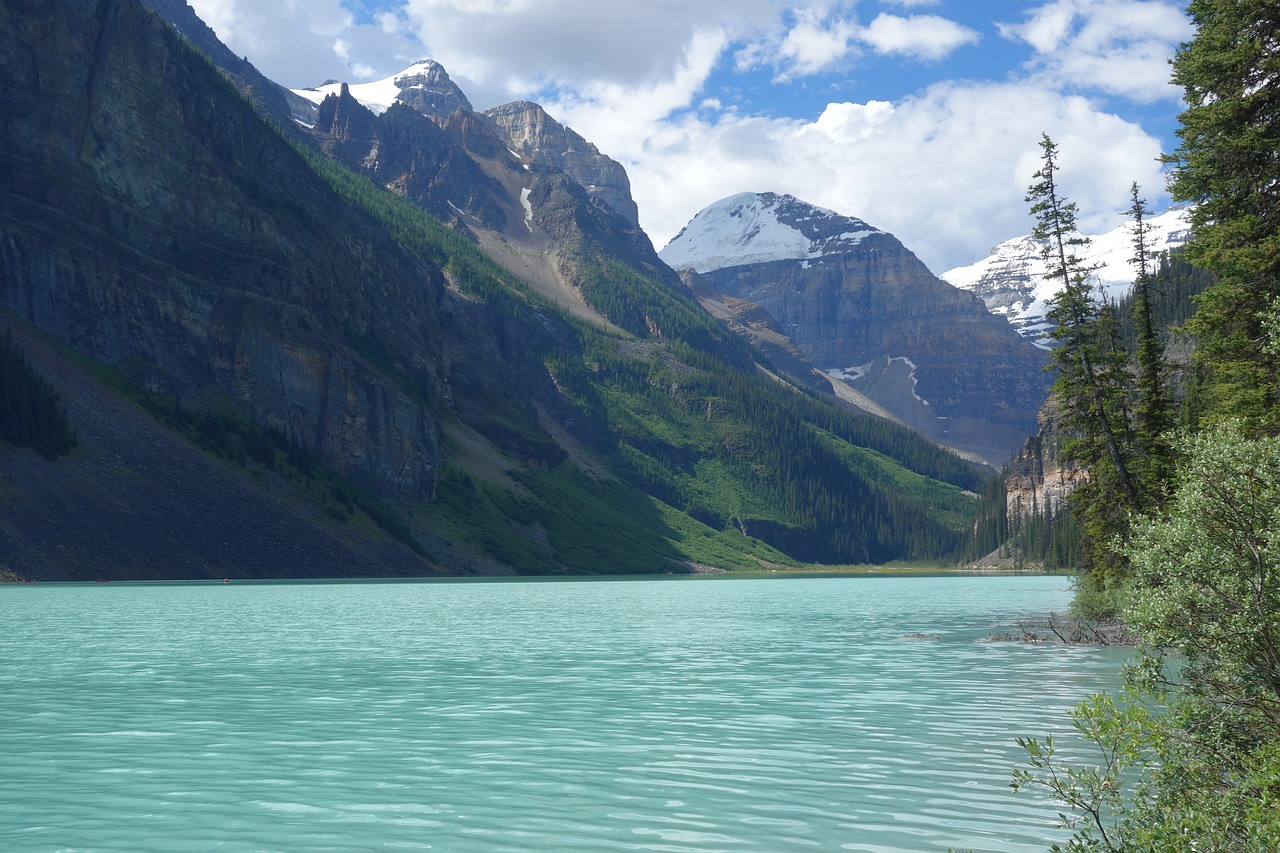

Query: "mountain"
<box><xmin>660</xmin><ymin>193</ymin><xmax>1053</xmax><ymax>466</ymax></box>
<box><xmin>294</xmin><ymin>59</ymin><xmax>473</xmax><ymax>122</ymax></box>
<box><xmin>0</xmin><ymin>0</ymin><xmax>986</xmax><ymax>579</ymax></box>
<box><xmin>941</xmin><ymin>207</ymin><xmax>1192</xmax><ymax>342</ymax></box>
<box><xmin>293</xmin><ymin>70</ymin><xmax>639</xmax><ymax>228</ymax></box>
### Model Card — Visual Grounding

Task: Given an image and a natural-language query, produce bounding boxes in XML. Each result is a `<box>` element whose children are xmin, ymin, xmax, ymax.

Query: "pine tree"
<box><xmin>1126</xmin><ymin>183</ymin><xmax>1174</xmax><ymax>493</ymax></box>
<box><xmin>1165</xmin><ymin>0</ymin><xmax>1280</xmax><ymax>428</ymax></box>
<box><xmin>1029</xmin><ymin>135</ymin><xmax>1137</xmax><ymax>511</ymax></box>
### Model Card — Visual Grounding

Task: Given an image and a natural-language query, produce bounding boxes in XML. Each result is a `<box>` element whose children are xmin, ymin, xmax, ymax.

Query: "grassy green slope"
<box><xmin>303</xmin><ymin>149</ymin><xmax>985</xmax><ymax>570</ymax></box>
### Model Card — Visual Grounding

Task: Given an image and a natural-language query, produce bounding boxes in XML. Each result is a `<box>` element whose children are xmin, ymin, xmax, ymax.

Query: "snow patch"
<box><xmin>520</xmin><ymin>187</ymin><xmax>533</xmax><ymax>232</ymax></box>
<box><xmin>291</xmin><ymin>60</ymin><xmax>443</xmax><ymax>117</ymax></box>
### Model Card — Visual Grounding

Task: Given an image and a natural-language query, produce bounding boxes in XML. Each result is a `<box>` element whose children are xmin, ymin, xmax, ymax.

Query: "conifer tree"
<box><xmin>1126</xmin><ymin>184</ymin><xmax>1173</xmax><ymax>492</ymax></box>
<box><xmin>1166</xmin><ymin>0</ymin><xmax>1280</xmax><ymax>428</ymax></box>
<box><xmin>1029</xmin><ymin>135</ymin><xmax>1137</xmax><ymax>512</ymax></box>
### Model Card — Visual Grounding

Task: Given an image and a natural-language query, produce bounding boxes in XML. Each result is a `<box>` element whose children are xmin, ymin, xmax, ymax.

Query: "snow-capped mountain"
<box><xmin>660</xmin><ymin>192</ymin><xmax>884</xmax><ymax>273</ymax></box>
<box><xmin>941</xmin><ymin>207</ymin><xmax>1192</xmax><ymax>343</ymax></box>
<box><xmin>661</xmin><ymin>192</ymin><xmax>1052</xmax><ymax>466</ymax></box>
<box><xmin>292</xmin><ymin>59</ymin><xmax>473</xmax><ymax>121</ymax></box>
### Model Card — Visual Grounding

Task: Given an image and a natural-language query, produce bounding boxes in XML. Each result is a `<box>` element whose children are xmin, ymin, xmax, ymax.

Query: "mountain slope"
<box><xmin>661</xmin><ymin>193</ymin><xmax>1053</xmax><ymax>466</ymax></box>
<box><xmin>941</xmin><ymin>207</ymin><xmax>1192</xmax><ymax>342</ymax></box>
<box><xmin>0</xmin><ymin>0</ymin><xmax>986</xmax><ymax>579</ymax></box>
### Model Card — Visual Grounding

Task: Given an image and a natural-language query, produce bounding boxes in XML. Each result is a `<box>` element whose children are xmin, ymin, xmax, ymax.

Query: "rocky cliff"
<box><xmin>661</xmin><ymin>193</ymin><xmax>1053</xmax><ymax>465</ymax></box>
<box><xmin>484</xmin><ymin>101</ymin><xmax>641</xmax><ymax>227</ymax></box>
<box><xmin>1003</xmin><ymin>395</ymin><xmax>1085</xmax><ymax>523</ymax></box>
<box><xmin>1</xmin><ymin>0</ymin><xmax>446</xmax><ymax>499</ymax></box>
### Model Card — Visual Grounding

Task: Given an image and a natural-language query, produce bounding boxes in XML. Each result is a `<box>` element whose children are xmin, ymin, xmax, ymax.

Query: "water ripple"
<box><xmin>0</xmin><ymin>575</ymin><xmax>1126</xmax><ymax>852</ymax></box>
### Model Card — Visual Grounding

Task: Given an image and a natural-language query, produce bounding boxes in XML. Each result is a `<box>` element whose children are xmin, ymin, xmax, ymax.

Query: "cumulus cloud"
<box><xmin>860</xmin><ymin>13</ymin><xmax>980</xmax><ymax>61</ymax></box>
<box><xmin>773</xmin><ymin>10</ymin><xmax>862</xmax><ymax>79</ymax></box>
<box><xmin>554</xmin><ymin>78</ymin><xmax>1168</xmax><ymax>274</ymax></box>
<box><xmin>188</xmin><ymin>0</ymin><xmax>419</xmax><ymax>86</ymax></box>
<box><xmin>182</xmin><ymin>0</ymin><xmax>1185</xmax><ymax>273</ymax></box>
<box><xmin>999</xmin><ymin>0</ymin><xmax>1191</xmax><ymax>102</ymax></box>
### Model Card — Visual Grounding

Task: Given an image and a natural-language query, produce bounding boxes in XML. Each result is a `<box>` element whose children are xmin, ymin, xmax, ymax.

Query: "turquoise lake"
<box><xmin>0</xmin><ymin>574</ymin><xmax>1127</xmax><ymax>852</ymax></box>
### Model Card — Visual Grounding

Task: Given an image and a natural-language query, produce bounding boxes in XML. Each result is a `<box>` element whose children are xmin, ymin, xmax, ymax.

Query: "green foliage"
<box><xmin>1027</xmin><ymin>136</ymin><xmax>1152</xmax><ymax>590</ymax></box>
<box><xmin>1125</xmin><ymin>185</ymin><xmax>1174</xmax><ymax>492</ymax></box>
<box><xmin>293</xmin><ymin>137</ymin><xmax>984</xmax><ymax>567</ymax></box>
<box><xmin>1013</xmin><ymin>691</ymin><xmax>1156</xmax><ymax>852</ymax></box>
<box><xmin>0</xmin><ymin>329</ymin><xmax>76</xmax><ymax>459</ymax></box>
<box><xmin>1112</xmin><ymin>250</ymin><xmax>1214</xmax><ymax>354</ymax></box>
<box><xmin>1124</xmin><ymin>424</ymin><xmax>1280</xmax><ymax>721</ymax></box>
<box><xmin>1016</xmin><ymin>425</ymin><xmax>1280</xmax><ymax>850</ymax></box>
<box><xmin>1166</xmin><ymin>0</ymin><xmax>1280</xmax><ymax>429</ymax></box>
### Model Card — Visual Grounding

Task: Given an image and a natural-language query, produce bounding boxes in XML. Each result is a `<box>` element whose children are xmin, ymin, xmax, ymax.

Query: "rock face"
<box><xmin>0</xmin><ymin>0</ymin><xmax>445</xmax><ymax>500</ymax></box>
<box><xmin>484</xmin><ymin>101</ymin><xmax>641</xmax><ymax>227</ymax></box>
<box><xmin>1003</xmin><ymin>395</ymin><xmax>1085</xmax><ymax>523</ymax></box>
<box><xmin>942</xmin><ymin>207</ymin><xmax>1192</xmax><ymax>342</ymax></box>
<box><xmin>313</xmin><ymin>86</ymin><xmax>512</xmax><ymax>230</ymax></box>
<box><xmin>661</xmin><ymin>193</ymin><xmax>1053</xmax><ymax>465</ymax></box>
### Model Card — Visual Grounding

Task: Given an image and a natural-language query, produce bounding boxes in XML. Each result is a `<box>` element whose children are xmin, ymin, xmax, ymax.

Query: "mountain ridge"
<box><xmin>941</xmin><ymin>207</ymin><xmax>1192</xmax><ymax>342</ymax></box>
<box><xmin>1</xmin><ymin>0</ymin><xmax>986</xmax><ymax>579</ymax></box>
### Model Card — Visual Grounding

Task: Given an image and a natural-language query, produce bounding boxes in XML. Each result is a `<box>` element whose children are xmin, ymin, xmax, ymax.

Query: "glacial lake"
<box><xmin>0</xmin><ymin>574</ymin><xmax>1127</xmax><ymax>852</ymax></box>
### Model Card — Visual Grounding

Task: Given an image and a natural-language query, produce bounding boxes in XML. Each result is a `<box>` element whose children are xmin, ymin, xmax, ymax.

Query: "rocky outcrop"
<box><xmin>1004</xmin><ymin>395</ymin><xmax>1085</xmax><ymax>523</ymax></box>
<box><xmin>0</xmin><ymin>0</ymin><xmax>445</xmax><ymax>499</ymax></box>
<box><xmin>314</xmin><ymin>88</ymin><xmax>511</xmax><ymax>230</ymax></box>
<box><xmin>387</xmin><ymin>60</ymin><xmax>473</xmax><ymax>121</ymax></box>
<box><xmin>484</xmin><ymin>101</ymin><xmax>640</xmax><ymax>227</ymax></box>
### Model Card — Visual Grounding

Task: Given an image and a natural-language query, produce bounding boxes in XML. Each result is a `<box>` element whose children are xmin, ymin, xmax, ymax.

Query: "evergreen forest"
<box><xmin>1006</xmin><ymin>1</ymin><xmax>1280</xmax><ymax>847</ymax></box>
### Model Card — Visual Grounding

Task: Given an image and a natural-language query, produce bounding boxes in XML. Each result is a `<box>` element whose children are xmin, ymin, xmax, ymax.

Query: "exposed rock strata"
<box><xmin>485</xmin><ymin>101</ymin><xmax>640</xmax><ymax>226</ymax></box>
<box><xmin>679</xmin><ymin>233</ymin><xmax>1051</xmax><ymax>464</ymax></box>
<box><xmin>1004</xmin><ymin>395</ymin><xmax>1085</xmax><ymax>523</ymax></box>
<box><xmin>1</xmin><ymin>0</ymin><xmax>445</xmax><ymax>499</ymax></box>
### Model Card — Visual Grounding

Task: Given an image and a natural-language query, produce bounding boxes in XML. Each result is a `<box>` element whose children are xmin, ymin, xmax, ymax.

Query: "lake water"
<box><xmin>0</xmin><ymin>574</ymin><xmax>1126</xmax><ymax>852</ymax></box>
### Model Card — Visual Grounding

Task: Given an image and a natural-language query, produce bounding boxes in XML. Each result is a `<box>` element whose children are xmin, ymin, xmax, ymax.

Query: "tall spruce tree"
<box><xmin>1126</xmin><ymin>183</ymin><xmax>1173</xmax><ymax>493</ymax></box>
<box><xmin>1166</xmin><ymin>0</ymin><xmax>1280</xmax><ymax>428</ymax></box>
<box><xmin>1027</xmin><ymin>135</ymin><xmax>1137</xmax><ymax>591</ymax></box>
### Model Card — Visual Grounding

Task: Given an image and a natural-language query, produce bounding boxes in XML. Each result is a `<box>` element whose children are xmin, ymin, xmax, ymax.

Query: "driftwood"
<box><xmin>987</xmin><ymin>612</ymin><xmax>1134</xmax><ymax>645</ymax></box>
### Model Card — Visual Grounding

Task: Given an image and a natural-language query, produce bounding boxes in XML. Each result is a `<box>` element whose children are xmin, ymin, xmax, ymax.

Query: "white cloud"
<box><xmin>999</xmin><ymin>0</ymin><xmax>1191</xmax><ymax>102</ymax></box>
<box><xmin>549</xmin><ymin>74</ymin><xmax>1168</xmax><ymax>273</ymax></box>
<box><xmin>392</xmin><ymin>0</ymin><xmax>780</xmax><ymax>108</ymax></box>
<box><xmin>860</xmin><ymin>13</ymin><xmax>980</xmax><ymax>60</ymax></box>
<box><xmin>182</xmin><ymin>0</ymin><xmax>1182</xmax><ymax>274</ymax></box>
<box><xmin>773</xmin><ymin>10</ymin><xmax>861</xmax><ymax>79</ymax></box>
<box><xmin>188</xmin><ymin>0</ymin><xmax>418</xmax><ymax>85</ymax></box>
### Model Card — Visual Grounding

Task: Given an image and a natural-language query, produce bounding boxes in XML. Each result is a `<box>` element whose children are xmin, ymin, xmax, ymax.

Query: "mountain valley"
<box><xmin>1</xmin><ymin>0</ymin><xmax>1064</xmax><ymax>580</ymax></box>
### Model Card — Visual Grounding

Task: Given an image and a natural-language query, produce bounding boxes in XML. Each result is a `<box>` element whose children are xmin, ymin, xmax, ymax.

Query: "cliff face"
<box><xmin>386</xmin><ymin>60</ymin><xmax>473</xmax><ymax>121</ymax></box>
<box><xmin>484</xmin><ymin>101</ymin><xmax>641</xmax><ymax>227</ymax></box>
<box><xmin>1</xmin><ymin>0</ymin><xmax>445</xmax><ymax>499</ymax></box>
<box><xmin>1003</xmin><ymin>395</ymin><xmax>1085</xmax><ymax>523</ymax></box>
<box><xmin>314</xmin><ymin>88</ymin><xmax>512</xmax><ymax>231</ymax></box>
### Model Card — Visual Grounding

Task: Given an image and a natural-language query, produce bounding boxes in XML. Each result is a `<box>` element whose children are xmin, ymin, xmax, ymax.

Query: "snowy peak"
<box><xmin>292</xmin><ymin>59</ymin><xmax>472</xmax><ymax>121</ymax></box>
<box><xmin>941</xmin><ymin>207</ymin><xmax>1193</xmax><ymax>342</ymax></box>
<box><xmin>659</xmin><ymin>192</ymin><xmax>885</xmax><ymax>273</ymax></box>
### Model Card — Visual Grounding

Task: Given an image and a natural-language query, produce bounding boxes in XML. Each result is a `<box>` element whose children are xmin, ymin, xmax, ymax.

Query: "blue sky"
<box><xmin>188</xmin><ymin>0</ymin><xmax>1192</xmax><ymax>273</ymax></box>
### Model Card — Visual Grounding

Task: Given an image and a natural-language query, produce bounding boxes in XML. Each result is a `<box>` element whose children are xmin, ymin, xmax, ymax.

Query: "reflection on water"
<box><xmin>1</xmin><ymin>574</ymin><xmax>1125</xmax><ymax>851</ymax></box>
